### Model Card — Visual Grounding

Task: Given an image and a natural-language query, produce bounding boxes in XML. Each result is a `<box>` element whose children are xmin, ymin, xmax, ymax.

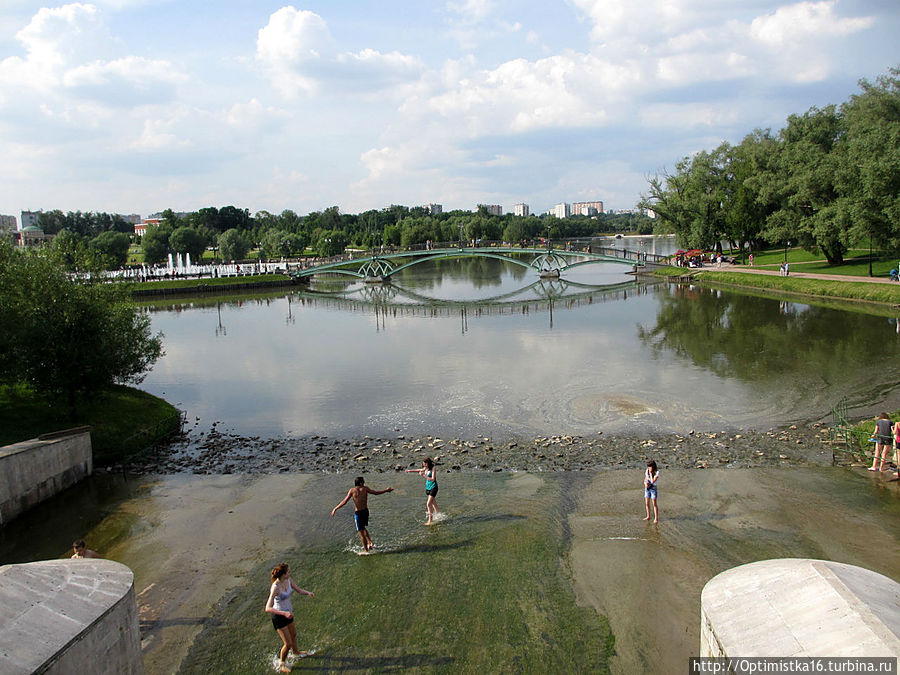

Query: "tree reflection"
<box><xmin>638</xmin><ymin>285</ymin><xmax>900</xmax><ymax>384</ymax></box>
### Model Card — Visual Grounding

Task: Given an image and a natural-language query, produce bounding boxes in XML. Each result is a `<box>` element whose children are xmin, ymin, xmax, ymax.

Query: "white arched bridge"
<box><xmin>286</xmin><ymin>244</ymin><xmax>660</xmax><ymax>282</ymax></box>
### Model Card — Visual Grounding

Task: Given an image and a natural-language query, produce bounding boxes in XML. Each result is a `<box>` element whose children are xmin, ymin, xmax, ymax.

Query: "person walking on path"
<box><xmin>265</xmin><ymin>562</ymin><xmax>314</xmax><ymax>673</ymax></box>
<box><xmin>643</xmin><ymin>460</ymin><xmax>659</xmax><ymax>523</ymax></box>
<box><xmin>406</xmin><ymin>457</ymin><xmax>440</xmax><ymax>525</ymax></box>
<box><xmin>331</xmin><ymin>477</ymin><xmax>393</xmax><ymax>552</ymax></box>
<box><xmin>869</xmin><ymin>412</ymin><xmax>894</xmax><ymax>472</ymax></box>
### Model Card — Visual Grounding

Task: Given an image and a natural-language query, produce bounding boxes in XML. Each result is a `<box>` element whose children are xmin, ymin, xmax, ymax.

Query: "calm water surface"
<box><xmin>139</xmin><ymin>238</ymin><xmax>900</xmax><ymax>439</ymax></box>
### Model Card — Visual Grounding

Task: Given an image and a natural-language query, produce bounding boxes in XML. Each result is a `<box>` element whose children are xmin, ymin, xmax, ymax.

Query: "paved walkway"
<box><xmin>706</xmin><ymin>265</ymin><xmax>900</xmax><ymax>285</ymax></box>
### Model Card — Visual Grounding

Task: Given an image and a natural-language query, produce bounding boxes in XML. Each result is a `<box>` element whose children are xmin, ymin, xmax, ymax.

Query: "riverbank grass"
<box><xmin>652</xmin><ymin>267</ymin><xmax>900</xmax><ymax>305</ymax></box>
<box><xmin>0</xmin><ymin>383</ymin><xmax>180</xmax><ymax>465</ymax></box>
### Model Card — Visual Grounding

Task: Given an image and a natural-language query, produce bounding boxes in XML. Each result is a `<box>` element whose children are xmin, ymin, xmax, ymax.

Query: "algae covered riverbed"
<box><xmin>2</xmin><ymin>467</ymin><xmax>899</xmax><ymax>673</ymax></box>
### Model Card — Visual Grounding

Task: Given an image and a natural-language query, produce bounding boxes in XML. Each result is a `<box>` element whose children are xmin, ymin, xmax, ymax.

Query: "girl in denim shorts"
<box><xmin>643</xmin><ymin>460</ymin><xmax>659</xmax><ymax>523</ymax></box>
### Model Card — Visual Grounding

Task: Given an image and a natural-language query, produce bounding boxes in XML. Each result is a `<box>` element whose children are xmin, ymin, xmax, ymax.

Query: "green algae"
<box><xmin>179</xmin><ymin>473</ymin><xmax>613</xmax><ymax>674</ymax></box>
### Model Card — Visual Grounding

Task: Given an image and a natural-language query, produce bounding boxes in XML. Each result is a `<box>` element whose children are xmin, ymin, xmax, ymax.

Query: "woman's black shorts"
<box><xmin>272</xmin><ymin>614</ymin><xmax>294</xmax><ymax>630</ymax></box>
<box><xmin>426</xmin><ymin>485</ymin><xmax>438</xmax><ymax>497</ymax></box>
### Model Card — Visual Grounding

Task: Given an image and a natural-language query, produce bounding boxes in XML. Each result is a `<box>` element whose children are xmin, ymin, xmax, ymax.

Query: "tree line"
<box><xmin>28</xmin><ymin>204</ymin><xmax>653</xmax><ymax>270</ymax></box>
<box><xmin>640</xmin><ymin>67</ymin><xmax>900</xmax><ymax>264</ymax></box>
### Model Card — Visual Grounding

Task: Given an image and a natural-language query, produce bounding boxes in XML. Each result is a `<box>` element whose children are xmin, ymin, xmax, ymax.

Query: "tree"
<box><xmin>142</xmin><ymin>224</ymin><xmax>174</xmax><ymax>265</ymax></box>
<box><xmin>91</xmin><ymin>231</ymin><xmax>131</xmax><ymax>268</ymax></box>
<box><xmin>838</xmin><ymin>68</ymin><xmax>900</xmax><ymax>254</ymax></box>
<box><xmin>169</xmin><ymin>226</ymin><xmax>207</xmax><ymax>262</ymax></box>
<box><xmin>313</xmin><ymin>229</ymin><xmax>347</xmax><ymax>257</ymax></box>
<box><xmin>0</xmin><ymin>239</ymin><xmax>163</xmax><ymax>415</ymax></box>
<box><xmin>218</xmin><ymin>228</ymin><xmax>250</xmax><ymax>261</ymax></box>
<box><xmin>760</xmin><ymin>105</ymin><xmax>848</xmax><ymax>264</ymax></box>
<box><xmin>641</xmin><ymin>147</ymin><xmax>731</xmax><ymax>251</ymax></box>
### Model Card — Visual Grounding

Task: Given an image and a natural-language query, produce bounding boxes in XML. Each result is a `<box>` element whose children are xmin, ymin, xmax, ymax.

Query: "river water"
<box><xmin>139</xmin><ymin>236</ymin><xmax>900</xmax><ymax>440</ymax></box>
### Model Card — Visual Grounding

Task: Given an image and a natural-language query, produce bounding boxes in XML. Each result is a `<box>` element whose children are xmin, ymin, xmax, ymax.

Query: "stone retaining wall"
<box><xmin>0</xmin><ymin>559</ymin><xmax>142</xmax><ymax>674</ymax></box>
<box><xmin>0</xmin><ymin>428</ymin><xmax>92</xmax><ymax>526</ymax></box>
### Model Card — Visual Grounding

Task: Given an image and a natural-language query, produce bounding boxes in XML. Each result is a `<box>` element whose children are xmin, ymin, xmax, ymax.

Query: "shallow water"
<box><xmin>3</xmin><ymin>467</ymin><xmax>898</xmax><ymax>673</ymax></box>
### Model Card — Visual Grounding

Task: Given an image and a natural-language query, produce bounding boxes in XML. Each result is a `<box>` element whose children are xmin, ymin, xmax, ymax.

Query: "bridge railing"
<box><xmin>285</xmin><ymin>238</ymin><xmax>669</xmax><ymax>275</ymax></box>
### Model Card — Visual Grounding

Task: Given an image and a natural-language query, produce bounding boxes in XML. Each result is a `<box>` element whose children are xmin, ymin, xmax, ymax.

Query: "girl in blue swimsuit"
<box><xmin>406</xmin><ymin>457</ymin><xmax>440</xmax><ymax>525</ymax></box>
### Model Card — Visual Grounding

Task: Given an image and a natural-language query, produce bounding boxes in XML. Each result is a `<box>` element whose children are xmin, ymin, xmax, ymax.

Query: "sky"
<box><xmin>0</xmin><ymin>0</ymin><xmax>898</xmax><ymax>221</ymax></box>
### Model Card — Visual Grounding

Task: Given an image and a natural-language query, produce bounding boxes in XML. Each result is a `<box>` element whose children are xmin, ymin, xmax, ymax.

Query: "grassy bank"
<box><xmin>127</xmin><ymin>273</ymin><xmax>292</xmax><ymax>294</ymax></box>
<box><xmin>652</xmin><ymin>267</ymin><xmax>900</xmax><ymax>305</ymax></box>
<box><xmin>0</xmin><ymin>383</ymin><xmax>181</xmax><ymax>465</ymax></box>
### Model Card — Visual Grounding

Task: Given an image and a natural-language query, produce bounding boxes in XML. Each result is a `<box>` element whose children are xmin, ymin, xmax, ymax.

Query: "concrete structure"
<box><xmin>513</xmin><ymin>203</ymin><xmax>530</xmax><ymax>217</ymax></box>
<box><xmin>0</xmin><ymin>559</ymin><xmax>142</xmax><ymax>674</ymax></box>
<box><xmin>424</xmin><ymin>203</ymin><xmax>442</xmax><ymax>215</ymax></box>
<box><xmin>701</xmin><ymin>559</ymin><xmax>900</xmax><ymax>658</ymax></box>
<box><xmin>14</xmin><ymin>224</ymin><xmax>52</xmax><ymax>248</ymax></box>
<box><xmin>571</xmin><ymin>200</ymin><xmax>603</xmax><ymax>216</ymax></box>
<box><xmin>20</xmin><ymin>211</ymin><xmax>40</xmax><ymax>230</ymax></box>
<box><xmin>551</xmin><ymin>202</ymin><xmax>570</xmax><ymax>219</ymax></box>
<box><xmin>0</xmin><ymin>428</ymin><xmax>92</xmax><ymax>526</ymax></box>
<box><xmin>0</xmin><ymin>214</ymin><xmax>16</xmax><ymax>232</ymax></box>
<box><xmin>478</xmin><ymin>204</ymin><xmax>503</xmax><ymax>216</ymax></box>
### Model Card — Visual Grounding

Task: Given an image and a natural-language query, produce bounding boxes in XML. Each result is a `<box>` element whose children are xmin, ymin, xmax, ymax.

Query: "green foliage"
<box><xmin>644</xmin><ymin>66</ymin><xmax>900</xmax><ymax>264</ymax></box>
<box><xmin>0</xmin><ymin>240</ymin><xmax>163</xmax><ymax>416</ymax></box>
<box><xmin>142</xmin><ymin>223</ymin><xmax>173</xmax><ymax>265</ymax></box>
<box><xmin>36</xmin><ymin>210</ymin><xmax>133</xmax><ymax>237</ymax></box>
<box><xmin>169</xmin><ymin>226</ymin><xmax>207</xmax><ymax>261</ymax></box>
<box><xmin>0</xmin><ymin>383</ymin><xmax>180</xmax><ymax>464</ymax></box>
<box><xmin>218</xmin><ymin>228</ymin><xmax>251</xmax><ymax>261</ymax></box>
<box><xmin>91</xmin><ymin>230</ymin><xmax>131</xmax><ymax>268</ymax></box>
<box><xmin>313</xmin><ymin>228</ymin><xmax>347</xmax><ymax>257</ymax></box>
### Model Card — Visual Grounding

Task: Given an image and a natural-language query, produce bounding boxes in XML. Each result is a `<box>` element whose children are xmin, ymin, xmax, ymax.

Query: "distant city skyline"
<box><xmin>0</xmin><ymin>1</ymin><xmax>897</xmax><ymax>219</ymax></box>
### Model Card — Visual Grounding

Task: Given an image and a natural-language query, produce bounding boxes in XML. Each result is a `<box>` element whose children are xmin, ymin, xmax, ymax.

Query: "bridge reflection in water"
<box><xmin>290</xmin><ymin>276</ymin><xmax>657</xmax><ymax>332</ymax></box>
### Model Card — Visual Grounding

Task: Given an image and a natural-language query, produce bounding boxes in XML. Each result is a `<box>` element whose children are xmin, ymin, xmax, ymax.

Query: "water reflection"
<box><xmin>138</xmin><ymin>253</ymin><xmax>900</xmax><ymax>440</ymax></box>
<box><xmin>638</xmin><ymin>284</ymin><xmax>900</xmax><ymax>414</ymax></box>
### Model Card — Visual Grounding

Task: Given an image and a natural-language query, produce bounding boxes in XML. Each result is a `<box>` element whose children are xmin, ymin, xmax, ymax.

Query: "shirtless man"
<box><xmin>330</xmin><ymin>477</ymin><xmax>393</xmax><ymax>552</ymax></box>
<box><xmin>70</xmin><ymin>540</ymin><xmax>102</xmax><ymax>559</ymax></box>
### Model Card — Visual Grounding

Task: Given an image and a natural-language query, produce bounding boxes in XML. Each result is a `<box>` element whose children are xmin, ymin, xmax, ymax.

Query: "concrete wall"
<box><xmin>0</xmin><ymin>428</ymin><xmax>92</xmax><ymax>526</ymax></box>
<box><xmin>0</xmin><ymin>559</ymin><xmax>143</xmax><ymax>674</ymax></box>
<box><xmin>701</xmin><ymin>558</ymin><xmax>900</xmax><ymax>657</ymax></box>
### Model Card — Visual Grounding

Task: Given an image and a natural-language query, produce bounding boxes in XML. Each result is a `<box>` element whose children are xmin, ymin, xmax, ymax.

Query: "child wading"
<box><xmin>406</xmin><ymin>457</ymin><xmax>439</xmax><ymax>525</ymax></box>
<box><xmin>331</xmin><ymin>476</ymin><xmax>393</xmax><ymax>552</ymax></box>
<box><xmin>643</xmin><ymin>460</ymin><xmax>659</xmax><ymax>523</ymax></box>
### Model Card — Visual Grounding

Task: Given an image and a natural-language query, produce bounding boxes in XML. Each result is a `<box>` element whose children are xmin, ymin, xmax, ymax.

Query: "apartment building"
<box><xmin>571</xmin><ymin>201</ymin><xmax>603</xmax><ymax>216</ymax></box>
<box><xmin>550</xmin><ymin>203</ymin><xmax>570</xmax><ymax>219</ymax></box>
<box><xmin>513</xmin><ymin>203</ymin><xmax>530</xmax><ymax>217</ymax></box>
<box><xmin>478</xmin><ymin>204</ymin><xmax>503</xmax><ymax>216</ymax></box>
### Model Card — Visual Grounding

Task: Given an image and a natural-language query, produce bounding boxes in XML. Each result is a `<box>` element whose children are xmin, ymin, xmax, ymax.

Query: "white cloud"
<box><xmin>0</xmin><ymin>2</ymin><xmax>183</xmax><ymax>105</ymax></box>
<box><xmin>257</xmin><ymin>7</ymin><xmax>423</xmax><ymax>98</ymax></box>
<box><xmin>749</xmin><ymin>1</ymin><xmax>873</xmax><ymax>45</ymax></box>
<box><xmin>446</xmin><ymin>0</ymin><xmax>495</xmax><ymax>24</ymax></box>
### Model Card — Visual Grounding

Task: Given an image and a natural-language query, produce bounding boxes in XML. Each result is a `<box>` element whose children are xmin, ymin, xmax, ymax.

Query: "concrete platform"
<box><xmin>701</xmin><ymin>558</ymin><xmax>900</xmax><ymax>657</ymax></box>
<box><xmin>0</xmin><ymin>559</ymin><xmax>142</xmax><ymax>674</ymax></box>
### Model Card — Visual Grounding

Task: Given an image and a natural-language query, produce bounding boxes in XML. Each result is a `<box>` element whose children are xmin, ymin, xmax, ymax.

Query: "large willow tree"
<box><xmin>643</xmin><ymin>67</ymin><xmax>900</xmax><ymax>263</ymax></box>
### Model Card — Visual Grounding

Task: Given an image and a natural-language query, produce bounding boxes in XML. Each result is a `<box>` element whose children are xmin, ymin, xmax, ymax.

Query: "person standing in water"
<box><xmin>869</xmin><ymin>412</ymin><xmax>894</xmax><ymax>472</ymax></box>
<box><xmin>264</xmin><ymin>562</ymin><xmax>314</xmax><ymax>673</ymax></box>
<box><xmin>643</xmin><ymin>460</ymin><xmax>659</xmax><ymax>523</ymax></box>
<box><xmin>331</xmin><ymin>476</ymin><xmax>393</xmax><ymax>552</ymax></box>
<box><xmin>405</xmin><ymin>457</ymin><xmax>439</xmax><ymax>525</ymax></box>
